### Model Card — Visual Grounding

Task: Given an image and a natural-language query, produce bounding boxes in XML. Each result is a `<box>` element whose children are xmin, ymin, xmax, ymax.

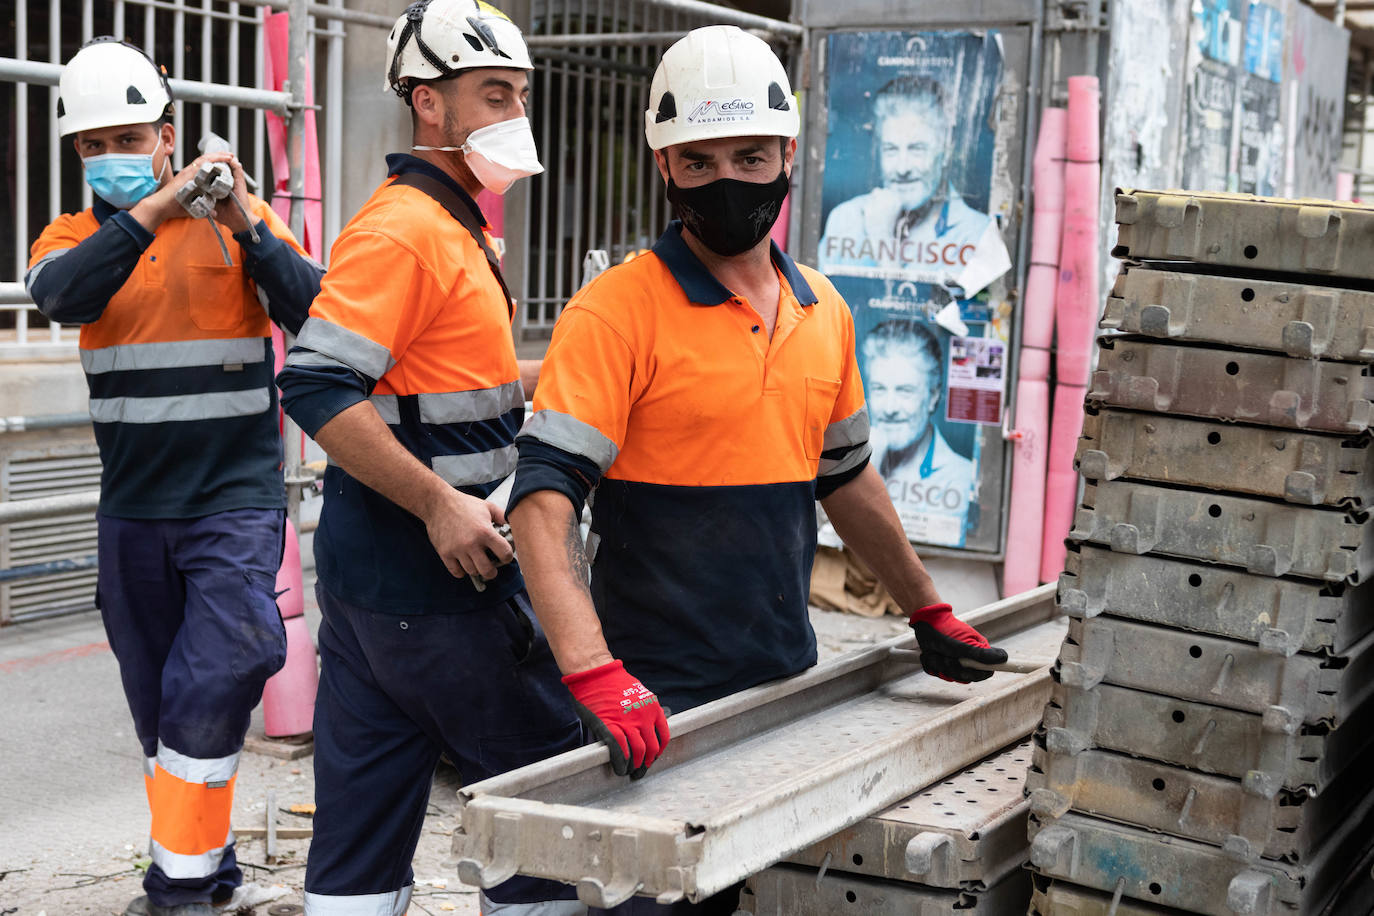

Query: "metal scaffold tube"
<box><xmin>0</xmin><ymin>57</ymin><xmax>293</xmax><ymax>113</ymax></box>
<box><xmin>283</xmin><ymin>0</ymin><xmax>309</xmax><ymax>528</ymax></box>
<box><xmin>632</xmin><ymin>0</ymin><xmax>803</xmax><ymax>37</ymax></box>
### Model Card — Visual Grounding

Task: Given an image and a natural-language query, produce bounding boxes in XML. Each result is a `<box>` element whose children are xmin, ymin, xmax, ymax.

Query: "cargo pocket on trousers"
<box><xmin>229</xmin><ymin>570</ymin><xmax>288</xmax><ymax>684</ymax></box>
<box><xmin>804</xmin><ymin>376</ymin><xmax>842</xmax><ymax>461</ymax></box>
<box><xmin>186</xmin><ymin>264</ymin><xmax>250</xmax><ymax>331</ymax></box>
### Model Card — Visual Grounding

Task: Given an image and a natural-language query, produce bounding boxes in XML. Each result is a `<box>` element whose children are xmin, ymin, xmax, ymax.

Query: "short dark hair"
<box><xmin>874</xmin><ymin>75</ymin><xmax>947</xmax><ymax>125</ymax></box>
<box><xmin>863</xmin><ymin>318</ymin><xmax>943</xmax><ymax>391</ymax></box>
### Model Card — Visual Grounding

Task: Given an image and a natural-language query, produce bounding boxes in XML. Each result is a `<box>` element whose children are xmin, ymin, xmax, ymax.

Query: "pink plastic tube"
<box><xmin>263</xmin><ymin>11</ymin><xmax>323</xmax><ymax>259</ymax></box>
<box><xmin>262</xmin><ymin>519</ymin><xmax>318</xmax><ymax>737</ymax></box>
<box><xmin>1040</xmin><ymin>383</ymin><xmax>1088</xmax><ymax>583</ymax></box>
<box><xmin>1002</xmin><ymin>108</ymin><xmax>1066</xmax><ymax>596</ymax></box>
<box><xmin>1054</xmin><ymin>77</ymin><xmax>1101</xmax><ymax>387</ymax></box>
<box><xmin>1002</xmin><ymin>378</ymin><xmax>1050</xmax><ymax>596</ymax></box>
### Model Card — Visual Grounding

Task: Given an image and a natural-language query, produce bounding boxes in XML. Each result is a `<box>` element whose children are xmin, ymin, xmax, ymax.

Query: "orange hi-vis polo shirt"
<box><xmin>278</xmin><ymin>155</ymin><xmax>525</xmax><ymax>614</ymax></box>
<box><xmin>26</xmin><ymin>194</ymin><xmax>320</xmax><ymax>518</ymax></box>
<box><xmin>509</xmin><ymin>221</ymin><xmax>871</xmax><ymax>710</ymax></box>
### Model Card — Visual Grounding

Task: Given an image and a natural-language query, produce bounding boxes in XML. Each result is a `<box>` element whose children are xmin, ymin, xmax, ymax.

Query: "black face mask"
<box><xmin>666</xmin><ymin>169</ymin><xmax>790</xmax><ymax>257</ymax></box>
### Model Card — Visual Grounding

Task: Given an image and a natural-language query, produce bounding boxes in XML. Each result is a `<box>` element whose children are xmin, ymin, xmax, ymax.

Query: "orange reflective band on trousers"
<box><xmin>144</xmin><ymin>764</ymin><xmax>237</xmax><ymax>858</ymax></box>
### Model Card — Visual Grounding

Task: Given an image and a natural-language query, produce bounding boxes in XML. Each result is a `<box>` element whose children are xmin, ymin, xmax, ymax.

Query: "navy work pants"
<box><xmin>303</xmin><ymin>583</ymin><xmax>583</xmax><ymax>914</ymax></box>
<box><xmin>98</xmin><ymin>508</ymin><xmax>287</xmax><ymax>907</ymax></box>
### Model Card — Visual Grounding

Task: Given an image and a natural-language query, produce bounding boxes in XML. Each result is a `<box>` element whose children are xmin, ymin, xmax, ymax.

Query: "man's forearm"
<box><xmin>820</xmin><ymin>464</ymin><xmax>941</xmax><ymax>613</ymax></box>
<box><xmin>518</xmin><ymin>359</ymin><xmax>540</xmax><ymax>401</ymax></box>
<box><xmin>312</xmin><ymin>400</ymin><xmax>448</xmax><ymax>520</ymax></box>
<box><xmin>508</xmin><ymin>489</ymin><xmax>614</xmax><ymax>675</ymax></box>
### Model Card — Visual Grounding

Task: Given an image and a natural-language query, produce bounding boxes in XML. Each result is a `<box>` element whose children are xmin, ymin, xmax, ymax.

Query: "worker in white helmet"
<box><xmin>508</xmin><ymin>25</ymin><xmax>1007</xmax><ymax>913</ymax></box>
<box><xmin>25</xmin><ymin>37</ymin><xmax>323</xmax><ymax>916</ymax></box>
<box><xmin>276</xmin><ymin>2</ymin><xmax>583</xmax><ymax>914</ymax></box>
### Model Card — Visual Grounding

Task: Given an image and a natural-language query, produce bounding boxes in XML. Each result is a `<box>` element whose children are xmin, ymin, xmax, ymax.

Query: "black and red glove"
<box><xmin>562</xmin><ymin>659</ymin><xmax>670</xmax><ymax>779</ymax></box>
<box><xmin>908</xmin><ymin>603</ymin><xmax>1007</xmax><ymax>683</ymax></box>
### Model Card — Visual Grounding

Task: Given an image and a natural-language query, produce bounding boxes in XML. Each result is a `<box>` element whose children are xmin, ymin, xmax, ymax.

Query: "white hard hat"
<box><xmin>645</xmin><ymin>25</ymin><xmax>798</xmax><ymax>151</ymax></box>
<box><xmin>385</xmin><ymin>0</ymin><xmax>532</xmax><ymax>100</ymax></box>
<box><xmin>57</xmin><ymin>38</ymin><xmax>173</xmax><ymax>137</ymax></box>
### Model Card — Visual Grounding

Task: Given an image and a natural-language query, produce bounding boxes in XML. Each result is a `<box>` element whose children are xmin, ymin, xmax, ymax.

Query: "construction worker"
<box><xmin>507</xmin><ymin>26</ymin><xmax>1007</xmax><ymax>914</ymax></box>
<box><xmin>25</xmin><ymin>37</ymin><xmax>322</xmax><ymax>916</ymax></box>
<box><xmin>275</xmin><ymin>2</ymin><xmax>582</xmax><ymax>914</ymax></box>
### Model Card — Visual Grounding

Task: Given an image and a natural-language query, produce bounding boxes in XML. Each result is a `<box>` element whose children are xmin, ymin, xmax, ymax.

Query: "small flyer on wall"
<box><xmin>946</xmin><ymin>336</ymin><xmax>1004</xmax><ymax>426</ymax></box>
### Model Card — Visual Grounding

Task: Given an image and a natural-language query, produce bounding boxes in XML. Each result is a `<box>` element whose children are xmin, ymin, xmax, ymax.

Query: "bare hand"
<box><xmin>423</xmin><ymin>489</ymin><xmax>514</xmax><ymax>581</ymax></box>
<box><xmin>129</xmin><ymin>152</ymin><xmax>235</xmax><ymax>232</ymax></box>
<box><xmin>211</xmin><ymin>157</ymin><xmax>255</xmax><ymax>235</ymax></box>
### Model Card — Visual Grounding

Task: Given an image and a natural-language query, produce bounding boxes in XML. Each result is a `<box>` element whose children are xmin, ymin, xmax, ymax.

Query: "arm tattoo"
<box><xmin>564</xmin><ymin>512</ymin><xmax>592</xmax><ymax>594</ymax></box>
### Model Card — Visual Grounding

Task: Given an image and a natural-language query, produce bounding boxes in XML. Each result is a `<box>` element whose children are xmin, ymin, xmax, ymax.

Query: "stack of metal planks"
<box><xmin>1025</xmin><ymin>189</ymin><xmax>1374</xmax><ymax>915</ymax></box>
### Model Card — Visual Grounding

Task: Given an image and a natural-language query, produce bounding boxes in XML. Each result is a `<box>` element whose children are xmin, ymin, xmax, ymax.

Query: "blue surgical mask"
<box><xmin>82</xmin><ymin>152</ymin><xmax>168</xmax><ymax>209</ymax></box>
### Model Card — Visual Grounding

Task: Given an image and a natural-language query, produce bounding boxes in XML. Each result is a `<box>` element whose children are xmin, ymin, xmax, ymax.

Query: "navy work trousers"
<box><xmin>303</xmin><ymin>583</ymin><xmax>583</xmax><ymax>910</ymax></box>
<box><xmin>97</xmin><ymin>508</ymin><xmax>287</xmax><ymax>907</ymax></box>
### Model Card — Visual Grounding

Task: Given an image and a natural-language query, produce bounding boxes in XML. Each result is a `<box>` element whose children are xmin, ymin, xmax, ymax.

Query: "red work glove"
<box><xmin>562</xmin><ymin>660</ymin><xmax>670</xmax><ymax>779</ymax></box>
<box><xmin>908</xmin><ymin>603</ymin><xmax>1008</xmax><ymax>683</ymax></box>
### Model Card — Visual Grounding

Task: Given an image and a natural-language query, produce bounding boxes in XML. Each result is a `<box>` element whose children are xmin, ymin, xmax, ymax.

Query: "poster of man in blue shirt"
<box><xmin>817</xmin><ymin>30</ymin><xmax>1011</xmax><ymax>550</ymax></box>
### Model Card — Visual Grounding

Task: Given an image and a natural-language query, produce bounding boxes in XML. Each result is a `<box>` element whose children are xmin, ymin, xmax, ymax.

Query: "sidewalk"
<box><xmin>1</xmin><ymin>572</ymin><xmax>913</xmax><ymax>915</ymax></box>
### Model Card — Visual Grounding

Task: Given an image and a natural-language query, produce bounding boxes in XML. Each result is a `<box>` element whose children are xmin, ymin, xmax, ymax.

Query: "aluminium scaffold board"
<box><xmin>1028</xmin><ymin>804</ymin><xmax>1374</xmax><ymax>916</ymax></box>
<box><xmin>1075</xmin><ymin>407</ymin><xmax>1374</xmax><ymax>509</ymax></box>
<box><xmin>1056</xmin><ymin>615</ymin><xmax>1374</xmax><ymax>725</ymax></box>
<box><xmin>1029</xmin><ymin>875</ymin><xmax>1194</xmax><ymax>916</ymax></box>
<box><xmin>1058</xmin><ymin>545</ymin><xmax>1374</xmax><ymax>655</ymax></box>
<box><xmin>1025</xmin><ymin>739</ymin><xmax>1374</xmax><ymax>863</ymax></box>
<box><xmin>736</xmin><ymin>861</ymin><xmax>1032</xmax><ymax>915</ymax></box>
<box><xmin>1101</xmin><ymin>265</ymin><xmax>1374</xmax><ymax>361</ymax></box>
<box><xmin>1070</xmin><ymin>479</ymin><xmax>1374</xmax><ymax>583</ymax></box>
<box><xmin>1040</xmin><ymin>680</ymin><xmax>1374</xmax><ymax>794</ymax></box>
<box><xmin>785</xmin><ymin>740</ymin><xmax>1033</xmax><ymax>889</ymax></box>
<box><xmin>451</xmin><ymin>586</ymin><xmax>1064</xmax><ymax>909</ymax></box>
<box><xmin>1088</xmin><ymin>336</ymin><xmax>1374</xmax><ymax>434</ymax></box>
<box><xmin>1112</xmin><ymin>188</ymin><xmax>1374</xmax><ymax>281</ymax></box>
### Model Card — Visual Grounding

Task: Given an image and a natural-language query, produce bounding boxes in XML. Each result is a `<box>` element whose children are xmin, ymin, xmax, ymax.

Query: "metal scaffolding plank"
<box><xmin>1112</xmin><ymin>189</ymin><xmax>1374</xmax><ymax>281</ymax></box>
<box><xmin>1070</xmin><ymin>479</ymin><xmax>1374</xmax><ymax>583</ymax></box>
<box><xmin>1088</xmin><ymin>337</ymin><xmax>1374</xmax><ymax>434</ymax></box>
<box><xmin>785</xmin><ymin>740</ymin><xmax>1033</xmax><ymax>889</ymax></box>
<box><xmin>1029</xmin><ymin>875</ymin><xmax>1195</xmax><ymax>915</ymax></box>
<box><xmin>1056</xmin><ymin>615</ymin><xmax>1374</xmax><ymax>725</ymax></box>
<box><xmin>1058</xmin><ymin>545</ymin><xmax>1374</xmax><ymax>655</ymax></box>
<box><xmin>1040</xmin><ymin>680</ymin><xmax>1374</xmax><ymax>794</ymax></box>
<box><xmin>451</xmin><ymin>587</ymin><xmax>1064</xmax><ymax>908</ymax></box>
<box><xmin>736</xmin><ymin>862</ymin><xmax>1032</xmax><ymax>915</ymax></box>
<box><xmin>1028</xmin><ymin>803</ymin><xmax>1374</xmax><ymax>916</ymax></box>
<box><xmin>1076</xmin><ymin>408</ymin><xmax>1374</xmax><ymax>508</ymax></box>
<box><xmin>1025</xmin><ymin>740</ymin><xmax>1367</xmax><ymax>862</ymax></box>
<box><xmin>1101</xmin><ymin>265</ymin><xmax>1374</xmax><ymax>361</ymax></box>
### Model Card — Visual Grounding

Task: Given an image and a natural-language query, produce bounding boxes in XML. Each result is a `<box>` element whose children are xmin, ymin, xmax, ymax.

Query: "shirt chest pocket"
<box><xmin>804</xmin><ymin>376</ymin><xmax>842</xmax><ymax>461</ymax></box>
<box><xmin>185</xmin><ymin>264</ymin><xmax>251</xmax><ymax>331</ymax></box>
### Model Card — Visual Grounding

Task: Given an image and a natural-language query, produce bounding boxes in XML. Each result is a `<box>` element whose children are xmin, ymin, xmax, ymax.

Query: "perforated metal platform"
<box><xmin>1058</xmin><ymin>545</ymin><xmax>1374</xmax><ymax>654</ymax></box>
<box><xmin>1089</xmin><ymin>336</ymin><xmax>1374</xmax><ymax>434</ymax></box>
<box><xmin>736</xmin><ymin>861</ymin><xmax>1032</xmax><ymax>915</ymax></box>
<box><xmin>1076</xmin><ymin>408</ymin><xmax>1374</xmax><ymax>508</ymax></box>
<box><xmin>1113</xmin><ymin>189</ymin><xmax>1374</xmax><ymax>281</ymax></box>
<box><xmin>451</xmin><ymin>587</ymin><xmax>1064</xmax><ymax>908</ymax></box>
<box><xmin>1070</xmin><ymin>479</ymin><xmax>1374</xmax><ymax>583</ymax></box>
<box><xmin>785</xmin><ymin>740</ymin><xmax>1033</xmax><ymax>889</ymax></box>
<box><xmin>1101</xmin><ymin>266</ymin><xmax>1374</xmax><ymax>361</ymax></box>
<box><xmin>1029</xmin><ymin>875</ymin><xmax>1192</xmax><ymax>916</ymax></box>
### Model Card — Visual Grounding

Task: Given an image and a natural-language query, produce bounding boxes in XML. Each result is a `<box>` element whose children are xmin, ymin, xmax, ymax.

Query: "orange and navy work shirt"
<box><xmin>26</xmin><ymin>193</ymin><xmax>321</xmax><ymax>518</ymax></box>
<box><xmin>509</xmin><ymin>221</ymin><xmax>871</xmax><ymax>710</ymax></box>
<box><xmin>278</xmin><ymin>155</ymin><xmax>524</xmax><ymax>614</ymax></box>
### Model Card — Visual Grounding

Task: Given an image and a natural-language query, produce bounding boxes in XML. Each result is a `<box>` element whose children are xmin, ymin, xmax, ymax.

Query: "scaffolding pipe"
<box><xmin>0</xmin><ymin>283</ymin><xmax>33</xmax><ymax>305</ymax></box>
<box><xmin>1</xmin><ymin>413</ymin><xmax>91</xmax><ymax>433</ymax></box>
<box><xmin>633</xmin><ymin>0</ymin><xmax>803</xmax><ymax>37</ymax></box>
<box><xmin>284</xmin><ymin>0</ymin><xmax>309</xmax><ymax>528</ymax></box>
<box><xmin>524</xmin><ymin>30</ymin><xmax>692</xmax><ymax>47</ymax></box>
<box><xmin>0</xmin><ymin>556</ymin><xmax>99</xmax><ymax>585</ymax></box>
<box><xmin>0</xmin><ymin>57</ymin><xmax>293</xmax><ymax>113</ymax></box>
<box><xmin>0</xmin><ymin>492</ymin><xmax>100</xmax><ymax>525</ymax></box>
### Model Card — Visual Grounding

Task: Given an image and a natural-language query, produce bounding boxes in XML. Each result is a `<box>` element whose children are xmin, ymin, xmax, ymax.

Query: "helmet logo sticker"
<box><xmin>126</xmin><ymin>86</ymin><xmax>146</xmax><ymax>104</ymax></box>
<box><xmin>767</xmin><ymin>82</ymin><xmax>790</xmax><ymax>112</ymax></box>
<box><xmin>686</xmin><ymin>98</ymin><xmax>755</xmax><ymax>124</ymax></box>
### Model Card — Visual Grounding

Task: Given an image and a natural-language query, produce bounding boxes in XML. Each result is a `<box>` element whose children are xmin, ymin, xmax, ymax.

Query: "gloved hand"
<box><xmin>562</xmin><ymin>660</ymin><xmax>670</xmax><ymax>779</ymax></box>
<box><xmin>908</xmin><ymin>603</ymin><xmax>1007</xmax><ymax>683</ymax></box>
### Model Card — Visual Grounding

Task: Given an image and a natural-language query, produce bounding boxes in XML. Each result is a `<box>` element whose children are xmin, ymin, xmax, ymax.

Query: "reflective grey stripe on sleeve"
<box><xmin>432</xmin><ymin>446</ymin><xmax>517</xmax><ymax>487</ymax></box>
<box><xmin>819</xmin><ymin>441</ymin><xmax>872</xmax><ymax>478</ymax></box>
<box><xmin>417</xmin><ymin>380</ymin><xmax>524</xmax><ymax>424</ymax></box>
<box><xmin>155</xmin><ymin>741</ymin><xmax>240</xmax><ymax>783</ymax></box>
<box><xmin>149</xmin><ymin>838</ymin><xmax>231</xmax><ymax>880</ymax></box>
<box><xmin>519</xmin><ymin>409</ymin><xmax>619</xmax><ymax>473</ymax></box>
<box><xmin>823</xmin><ymin>405</ymin><xmax>870</xmax><ymax>452</ymax></box>
<box><xmin>23</xmin><ymin>249</ymin><xmax>71</xmax><ymax>295</ymax></box>
<box><xmin>294</xmin><ymin>316</ymin><xmax>395</xmax><ymax>380</ymax></box>
<box><xmin>281</xmin><ymin>350</ymin><xmax>349</xmax><ymax>370</ymax></box>
<box><xmin>303</xmin><ymin>887</ymin><xmax>413</xmax><ymax>916</ymax></box>
<box><xmin>80</xmin><ymin>337</ymin><xmax>267</xmax><ymax>374</ymax></box>
<box><xmin>370</xmin><ymin>394</ymin><xmax>400</xmax><ymax>425</ymax></box>
<box><xmin>89</xmin><ymin>387</ymin><xmax>271</xmax><ymax>424</ymax></box>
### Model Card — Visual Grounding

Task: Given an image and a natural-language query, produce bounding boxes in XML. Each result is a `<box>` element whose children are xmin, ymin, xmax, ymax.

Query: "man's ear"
<box><xmin>783</xmin><ymin>137</ymin><xmax>797</xmax><ymax>178</ymax></box>
<box><xmin>410</xmin><ymin>83</ymin><xmax>444</xmax><ymax>130</ymax></box>
<box><xmin>653</xmin><ymin>148</ymin><xmax>671</xmax><ymax>185</ymax></box>
<box><xmin>159</xmin><ymin>122</ymin><xmax>175</xmax><ymax>157</ymax></box>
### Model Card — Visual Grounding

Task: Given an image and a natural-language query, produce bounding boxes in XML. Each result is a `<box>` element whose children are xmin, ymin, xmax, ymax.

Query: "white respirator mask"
<box><xmin>414</xmin><ymin>116</ymin><xmax>544</xmax><ymax>195</ymax></box>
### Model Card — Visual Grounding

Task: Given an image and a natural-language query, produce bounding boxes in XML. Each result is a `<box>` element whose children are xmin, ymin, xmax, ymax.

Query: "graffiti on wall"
<box><xmin>1285</xmin><ymin>1</ymin><xmax>1348</xmax><ymax>198</ymax></box>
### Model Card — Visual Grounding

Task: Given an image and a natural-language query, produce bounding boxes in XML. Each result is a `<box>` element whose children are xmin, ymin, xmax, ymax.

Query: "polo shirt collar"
<box><xmin>93</xmin><ymin>196</ymin><xmax>118</xmax><ymax>225</ymax></box>
<box><xmin>652</xmin><ymin>220</ymin><xmax>819</xmax><ymax>307</ymax></box>
<box><xmin>385</xmin><ymin>152</ymin><xmax>488</xmax><ymax>226</ymax></box>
